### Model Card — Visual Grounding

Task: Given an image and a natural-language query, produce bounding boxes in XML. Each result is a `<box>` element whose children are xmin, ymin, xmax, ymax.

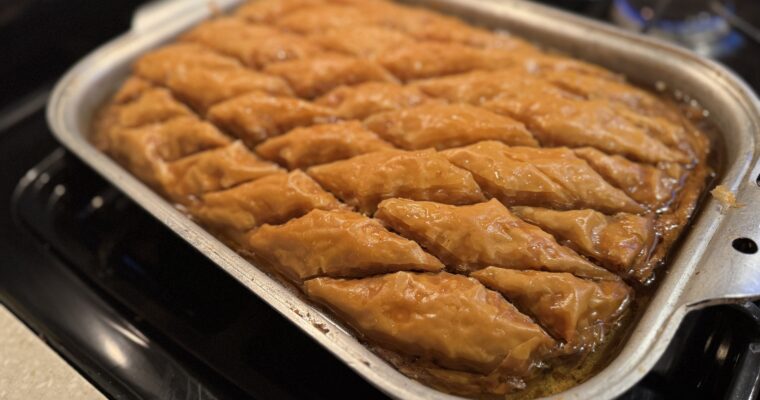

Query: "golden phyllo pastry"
<box><xmin>305</xmin><ymin>271</ymin><xmax>556</xmax><ymax>375</ymax></box>
<box><xmin>315</xmin><ymin>82</ymin><xmax>439</xmax><ymax>119</ymax></box>
<box><xmin>309</xmin><ymin>26</ymin><xmax>415</xmax><ymax>58</ymax></box>
<box><xmin>207</xmin><ymin>92</ymin><xmax>336</xmax><ymax>147</ymax></box>
<box><xmin>255</xmin><ymin>121</ymin><xmax>393</xmax><ymax>169</ymax></box>
<box><xmin>263</xmin><ymin>54</ymin><xmax>397</xmax><ymax>98</ymax></box>
<box><xmin>472</xmin><ymin>268</ymin><xmax>631</xmax><ymax>349</ymax></box>
<box><xmin>375</xmin><ymin>198</ymin><xmax>617</xmax><ymax>280</ymax></box>
<box><xmin>443</xmin><ymin>141</ymin><xmax>643</xmax><ymax>214</ymax></box>
<box><xmin>417</xmin><ymin>70</ymin><xmax>687</xmax><ymax>163</ymax></box>
<box><xmin>108</xmin><ymin>116</ymin><xmax>231</xmax><ymax>190</ymax></box>
<box><xmin>134</xmin><ymin>43</ymin><xmax>292</xmax><ymax>112</ymax></box>
<box><xmin>247</xmin><ymin>209</ymin><xmax>443</xmax><ymax>282</ymax></box>
<box><xmin>92</xmin><ymin>80</ymin><xmax>193</xmax><ymax>151</ymax></box>
<box><xmin>307</xmin><ymin>149</ymin><xmax>486</xmax><ymax>213</ymax></box>
<box><xmin>364</xmin><ymin>103</ymin><xmax>537</xmax><ymax>150</ymax></box>
<box><xmin>511</xmin><ymin>207</ymin><xmax>654</xmax><ymax>279</ymax></box>
<box><xmin>188</xmin><ymin>170</ymin><xmax>344</xmax><ymax>243</ymax></box>
<box><xmin>182</xmin><ymin>17</ymin><xmax>322</xmax><ymax>68</ymax></box>
<box><xmin>574</xmin><ymin>147</ymin><xmax>682</xmax><ymax>209</ymax></box>
<box><xmin>167</xmin><ymin>141</ymin><xmax>283</xmax><ymax>202</ymax></box>
<box><xmin>235</xmin><ymin>0</ymin><xmax>326</xmax><ymax>23</ymax></box>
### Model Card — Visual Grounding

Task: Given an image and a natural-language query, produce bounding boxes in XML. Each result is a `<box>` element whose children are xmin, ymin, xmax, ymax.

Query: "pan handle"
<box><xmin>680</xmin><ymin>160</ymin><xmax>760</xmax><ymax>309</ymax></box>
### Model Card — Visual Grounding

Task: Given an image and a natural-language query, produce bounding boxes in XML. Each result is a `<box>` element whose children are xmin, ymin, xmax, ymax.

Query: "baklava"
<box><xmin>92</xmin><ymin>0</ymin><xmax>712</xmax><ymax>397</ymax></box>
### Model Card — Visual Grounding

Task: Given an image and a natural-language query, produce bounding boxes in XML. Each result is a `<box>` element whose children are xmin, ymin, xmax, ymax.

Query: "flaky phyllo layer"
<box><xmin>91</xmin><ymin>0</ymin><xmax>711</xmax><ymax>397</ymax></box>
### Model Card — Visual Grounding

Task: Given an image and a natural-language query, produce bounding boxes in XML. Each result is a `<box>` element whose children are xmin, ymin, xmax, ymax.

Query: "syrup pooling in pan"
<box><xmin>91</xmin><ymin>0</ymin><xmax>712</xmax><ymax>397</ymax></box>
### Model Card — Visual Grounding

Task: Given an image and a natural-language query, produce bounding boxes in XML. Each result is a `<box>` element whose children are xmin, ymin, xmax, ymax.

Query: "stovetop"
<box><xmin>1</xmin><ymin>1</ymin><xmax>759</xmax><ymax>400</ymax></box>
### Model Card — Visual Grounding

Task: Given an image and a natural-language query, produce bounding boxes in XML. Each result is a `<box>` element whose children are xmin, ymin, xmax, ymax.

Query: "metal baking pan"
<box><xmin>47</xmin><ymin>0</ymin><xmax>760</xmax><ymax>398</ymax></box>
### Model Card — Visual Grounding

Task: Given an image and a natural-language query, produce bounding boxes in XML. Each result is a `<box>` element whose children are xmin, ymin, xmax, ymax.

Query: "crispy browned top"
<box><xmin>91</xmin><ymin>1</ymin><xmax>711</xmax><ymax>398</ymax></box>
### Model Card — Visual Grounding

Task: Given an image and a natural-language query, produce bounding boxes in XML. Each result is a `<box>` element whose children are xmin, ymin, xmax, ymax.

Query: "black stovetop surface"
<box><xmin>1</xmin><ymin>1</ymin><xmax>759</xmax><ymax>400</ymax></box>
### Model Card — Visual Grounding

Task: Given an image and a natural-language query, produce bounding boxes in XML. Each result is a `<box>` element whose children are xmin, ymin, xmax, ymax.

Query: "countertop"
<box><xmin>0</xmin><ymin>305</ymin><xmax>104</xmax><ymax>400</ymax></box>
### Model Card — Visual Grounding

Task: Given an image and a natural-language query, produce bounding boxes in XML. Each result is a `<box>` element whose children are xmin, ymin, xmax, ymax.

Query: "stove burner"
<box><xmin>611</xmin><ymin>0</ymin><xmax>744</xmax><ymax>57</ymax></box>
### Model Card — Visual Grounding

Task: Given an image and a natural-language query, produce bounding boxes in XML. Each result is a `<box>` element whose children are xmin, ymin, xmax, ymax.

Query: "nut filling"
<box><xmin>91</xmin><ymin>0</ymin><xmax>712</xmax><ymax>397</ymax></box>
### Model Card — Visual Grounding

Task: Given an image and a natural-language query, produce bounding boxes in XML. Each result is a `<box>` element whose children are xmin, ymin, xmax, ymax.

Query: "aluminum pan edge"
<box><xmin>46</xmin><ymin>0</ymin><xmax>760</xmax><ymax>399</ymax></box>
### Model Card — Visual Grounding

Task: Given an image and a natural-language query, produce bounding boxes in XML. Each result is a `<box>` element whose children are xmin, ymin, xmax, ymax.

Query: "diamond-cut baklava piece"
<box><xmin>274</xmin><ymin>4</ymin><xmax>372</xmax><ymax>34</ymax></box>
<box><xmin>166</xmin><ymin>141</ymin><xmax>283</xmax><ymax>202</ymax></box>
<box><xmin>134</xmin><ymin>43</ymin><xmax>240</xmax><ymax>80</ymax></box>
<box><xmin>93</xmin><ymin>83</ymin><xmax>193</xmax><ymax>151</ymax></box>
<box><xmin>264</xmin><ymin>54</ymin><xmax>397</xmax><ymax>99</ymax></box>
<box><xmin>255</xmin><ymin>121</ymin><xmax>393</xmax><ymax>169</ymax></box>
<box><xmin>511</xmin><ymin>207</ymin><xmax>655</xmax><ymax>278</ymax></box>
<box><xmin>309</xmin><ymin>26</ymin><xmax>416</xmax><ymax>58</ymax></box>
<box><xmin>247</xmin><ymin>209</ymin><xmax>443</xmax><ymax>282</ymax></box>
<box><xmin>543</xmin><ymin>70</ymin><xmax>670</xmax><ymax>117</ymax></box>
<box><xmin>359</xmin><ymin>2</ymin><xmax>538</xmax><ymax>52</ymax></box>
<box><xmin>574</xmin><ymin>147</ymin><xmax>682</xmax><ymax>209</ymax></box>
<box><xmin>182</xmin><ymin>17</ymin><xmax>323</xmax><ymax>68</ymax></box>
<box><xmin>417</xmin><ymin>70</ymin><xmax>686</xmax><ymax>163</ymax></box>
<box><xmin>304</xmin><ymin>271</ymin><xmax>556</xmax><ymax>375</ymax></box>
<box><xmin>188</xmin><ymin>170</ymin><xmax>345</xmax><ymax>243</ymax></box>
<box><xmin>375</xmin><ymin>198</ymin><xmax>617</xmax><ymax>280</ymax></box>
<box><xmin>472</xmin><ymin>268</ymin><xmax>632</xmax><ymax>348</ymax></box>
<box><xmin>207</xmin><ymin>92</ymin><xmax>336</xmax><ymax>147</ymax></box>
<box><xmin>364</xmin><ymin>104</ymin><xmax>537</xmax><ymax>150</ymax></box>
<box><xmin>483</xmin><ymin>93</ymin><xmax>688</xmax><ymax>164</ymax></box>
<box><xmin>108</xmin><ymin>116</ymin><xmax>231</xmax><ymax>189</ymax></box>
<box><xmin>443</xmin><ymin>141</ymin><xmax>643</xmax><ymax>214</ymax></box>
<box><xmin>315</xmin><ymin>82</ymin><xmax>439</xmax><ymax>120</ymax></box>
<box><xmin>511</xmin><ymin>52</ymin><xmax>620</xmax><ymax>79</ymax></box>
<box><xmin>307</xmin><ymin>149</ymin><xmax>486</xmax><ymax>214</ymax></box>
<box><xmin>235</xmin><ymin>0</ymin><xmax>325</xmax><ymax>23</ymax></box>
<box><xmin>375</xmin><ymin>42</ymin><xmax>515</xmax><ymax>81</ymax></box>
<box><xmin>134</xmin><ymin>43</ymin><xmax>292</xmax><ymax>112</ymax></box>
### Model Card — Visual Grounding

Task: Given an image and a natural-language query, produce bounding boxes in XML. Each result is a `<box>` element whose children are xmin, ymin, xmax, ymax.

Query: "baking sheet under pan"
<box><xmin>47</xmin><ymin>0</ymin><xmax>760</xmax><ymax>398</ymax></box>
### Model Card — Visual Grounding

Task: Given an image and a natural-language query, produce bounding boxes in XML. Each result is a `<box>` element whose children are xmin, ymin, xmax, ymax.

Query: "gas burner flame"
<box><xmin>611</xmin><ymin>0</ymin><xmax>746</xmax><ymax>57</ymax></box>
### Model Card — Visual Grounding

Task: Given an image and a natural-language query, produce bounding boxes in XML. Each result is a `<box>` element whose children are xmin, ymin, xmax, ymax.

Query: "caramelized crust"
<box><xmin>92</xmin><ymin>81</ymin><xmax>193</xmax><ymax>151</ymax></box>
<box><xmin>543</xmin><ymin>70</ymin><xmax>670</xmax><ymax>116</ymax></box>
<box><xmin>247</xmin><ymin>209</ymin><xmax>444</xmax><ymax>282</ymax></box>
<box><xmin>207</xmin><ymin>92</ymin><xmax>336</xmax><ymax>147</ymax></box>
<box><xmin>305</xmin><ymin>271</ymin><xmax>556</xmax><ymax>375</ymax></box>
<box><xmin>188</xmin><ymin>170</ymin><xmax>345</xmax><ymax>243</ymax></box>
<box><xmin>107</xmin><ymin>116</ymin><xmax>231</xmax><ymax>189</ymax></box>
<box><xmin>182</xmin><ymin>17</ymin><xmax>323</xmax><ymax>68</ymax></box>
<box><xmin>375</xmin><ymin>198</ymin><xmax>618</xmax><ymax>280</ymax></box>
<box><xmin>111</xmin><ymin>76</ymin><xmax>155</xmax><ymax>104</ymax></box>
<box><xmin>472</xmin><ymin>268</ymin><xmax>632</xmax><ymax>348</ymax></box>
<box><xmin>309</xmin><ymin>26</ymin><xmax>416</xmax><ymax>58</ymax></box>
<box><xmin>264</xmin><ymin>54</ymin><xmax>397</xmax><ymax>98</ymax></box>
<box><xmin>134</xmin><ymin>43</ymin><xmax>292</xmax><ymax>112</ymax></box>
<box><xmin>167</xmin><ymin>141</ymin><xmax>283</xmax><ymax>202</ymax></box>
<box><xmin>315</xmin><ymin>82</ymin><xmax>440</xmax><ymax>119</ymax></box>
<box><xmin>417</xmin><ymin>70</ymin><xmax>686</xmax><ymax>163</ymax></box>
<box><xmin>443</xmin><ymin>141</ymin><xmax>643</xmax><ymax>214</ymax></box>
<box><xmin>235</xmin><ymin>0</ymin><xmax>325</xmax><ymax>23</ymax></box>
<box><xmin>355</xmin><ymin>2</ymin><xmax>538</xmax><ymax>52</ymax></box>
<box><xmin>364</xmin><ymin>104</ymin><xmax>538</xmax><ymax>150</ymax></box>
<box><xmin>255</xmin><ymin>121</ymin><xmax>393</xmax><ymax>169</ymax></box>
<box><xmin>134</xmin><ymin>43</ymin><xmax>241</xmax><ymax>81</ymax></box>
<box><xmin>574</xmin><ymin>147</ymin><xmax>682</xmax><ymax>209</ymax></box>
<box><xmin>275</xmin><ymin>5</ymin><xmax>372</xmax><ymax>34</ymax></box>
<box><xmin>511</xmin><ymin>52</ymin><xmax>620</xmax><ymax>79</ymax></box>
<box><xmin>375</xmin><ymin>42</ymin><xmax>515</xmax><ymax>81</ymax></box>
<box><xmin>110</xmin><ymin>116</ymin><xmax>231</xmax><ymax>163</ymax></box>
<box><xmin>307</xmin><ymin>149</ymin><xmax>486</xmax><ymax>213</ymax></box>
<box><xmin>512</xmin><ymin>207</ymin><xmax>655</xmax><ymax>278</ymax></box>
